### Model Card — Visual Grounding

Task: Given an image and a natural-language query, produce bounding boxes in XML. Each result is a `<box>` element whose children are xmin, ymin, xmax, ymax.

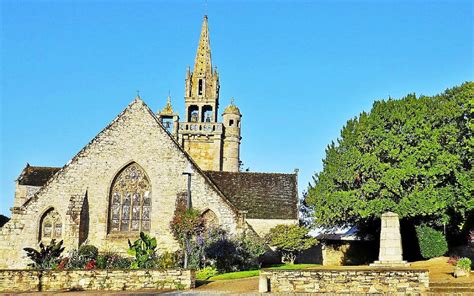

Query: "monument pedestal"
<box><xmin>371</xmin><ymin>212</ymin><xmax>410</xmax><ymax>268</ymax></box>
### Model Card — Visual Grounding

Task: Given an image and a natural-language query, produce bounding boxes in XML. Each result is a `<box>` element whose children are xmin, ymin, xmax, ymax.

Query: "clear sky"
<box><xmin>0</xmin><ymin>0</ymin><xmax>472</xmax><ymax>216</ymax></box>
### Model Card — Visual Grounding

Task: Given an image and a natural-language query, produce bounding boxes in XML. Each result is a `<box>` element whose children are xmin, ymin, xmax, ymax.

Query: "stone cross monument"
<box><xmin>371</xmin><ymin>212</ymin><xmax>409</xmax><ymax>267</ymax></box>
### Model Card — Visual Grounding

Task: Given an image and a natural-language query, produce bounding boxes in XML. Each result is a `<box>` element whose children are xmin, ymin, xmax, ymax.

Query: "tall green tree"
<box><xmin>305</xmin><ymin>82</ymin><xmax>473</xmax><ymax>235</ymax></box>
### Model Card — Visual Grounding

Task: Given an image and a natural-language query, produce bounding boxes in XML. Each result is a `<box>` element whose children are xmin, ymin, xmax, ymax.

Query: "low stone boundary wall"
<box><xmin>259</xmin><ymin>268</ymin><xmax>429</xmax><ymax>294</ymax></box>
<box><xmin>0</xmin><ymin>269</ymin><xmax>195</xmax><ymax>292</ymax></box>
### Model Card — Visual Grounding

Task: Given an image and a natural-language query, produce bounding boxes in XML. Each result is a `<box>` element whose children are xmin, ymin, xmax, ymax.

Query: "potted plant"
<box><xmin>454</xmin><ymin>257</ymin><xmax>472</xmax><ymax>278</ymax></box>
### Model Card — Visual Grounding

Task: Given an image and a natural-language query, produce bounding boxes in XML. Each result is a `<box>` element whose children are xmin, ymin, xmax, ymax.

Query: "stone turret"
<box><xmin>222</xmin><ymin>99</ymin><xmax>241</xmax><ymax>172</ymax></box>
<box><xmin>157</xmin><ymin>95</ymin><xmax>179</xmax><ymax>139</ymax></box>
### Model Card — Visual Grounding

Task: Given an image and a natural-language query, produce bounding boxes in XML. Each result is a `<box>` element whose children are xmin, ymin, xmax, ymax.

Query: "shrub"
<box><xmin>265</xmin><ymin>224</ymin><xmax>317</xmax><ymax>264</ymax></box>
<box><xmin>457</xmin><ymin>257</ymin><xmax>472</xmax><ymax>272</ymax></box>
<box><xmin>155</xmin><ymin>251</ymin><xmax>180</xmax><ymax>268</ymax></box>
<box><xmin>23</xmin><ymin>239</ymin><xmax>65</xmax><ymax>269</ymax></box>
<box><xmin>206</xmin><ymin>238</ymin><xmax>239</xmax><ymax>272</ymax></box>
<box><xmin>65</xmin><ymin>249</ymin><xmax>90</xmax><ymax>269</ymax></box>
<box><xmin>128</xmin><ymin>232</ymin><xmax>158</xmax><ymax>269</ymax></box>
<box><xmin>78</xmin><ymin>245</ymin><xmax>98</xmax><ymax>260</ymax></box>
<box><xmin>204</xmin><ymin>230</ymin><xmax>267</xmax><ymax>273</ymax></box>
<box><xmin>196</xmin><ymin>266</ymin><xmax>218</xmax><ymax>280</ymax></box>
<box><xmin>96</xmin><ymin>252</ymin><xmax>133</xmax><ymax>269</ymax></box>
<box><xmin>415</xmin><ymin>225</ymin><xmax>448</xmax><ymax>259</ymax></box>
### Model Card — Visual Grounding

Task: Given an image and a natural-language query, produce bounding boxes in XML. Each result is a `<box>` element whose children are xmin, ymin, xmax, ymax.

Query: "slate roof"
<box><xmin>205</xmin><ymin>171</ymin><xmax>298</xmax><ymax>220</ymax></box>
<box><xmin>17</xmin><ymin>165</ymin><xmax>61</xmax><ymax>186</ymax></box>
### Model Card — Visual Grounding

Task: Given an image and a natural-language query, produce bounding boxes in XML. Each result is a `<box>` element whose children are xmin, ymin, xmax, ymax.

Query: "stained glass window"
<box><xmin>40</xmin><ymin>208</ymin><xmax>62</xmax><ymax>241</ymax></box>
<box><xmin>109</xmin><ymin>163</ymin><xmax>151</xmax><ymax>233</ymax></box>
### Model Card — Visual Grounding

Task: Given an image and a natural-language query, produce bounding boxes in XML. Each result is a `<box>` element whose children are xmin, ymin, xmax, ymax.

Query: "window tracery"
<box><xmin>40</xmin><ymin>208</ymin><xmax>62</xmax><ymax>241</ymax></box>
<box><xmin>109</xmin><ymin>163</ymin><xmax>151</xmax><ymax>233</ymax></box>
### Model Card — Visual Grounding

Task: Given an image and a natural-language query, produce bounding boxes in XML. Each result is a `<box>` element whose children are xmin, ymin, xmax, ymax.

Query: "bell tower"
<box><xmin>176</xmin><ymin>15</ymin><xmax>241</xmax><ymax>172</ymax></box>
<box><xmin>184</xmin><ymin>15</ymin><xmax>220</xmax><ymax>123</ymax></box>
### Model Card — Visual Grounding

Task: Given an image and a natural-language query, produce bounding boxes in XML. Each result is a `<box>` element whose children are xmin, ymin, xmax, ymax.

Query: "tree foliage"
<box><xmin>265</xmin><ymin>224</ymin><xmax>317</xmax><ymax>264</ymax></box>
<box><xmin>305</xmin><ymin>82</ymin><xmax>473</xmax><ymax>231</ymax></box>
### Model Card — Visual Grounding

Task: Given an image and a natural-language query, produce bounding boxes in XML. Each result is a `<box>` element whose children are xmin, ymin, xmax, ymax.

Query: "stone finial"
<box><xmin>159</xmin><ymin>95</ymin><xmax>174</xmax><ymax>116</ymax></box>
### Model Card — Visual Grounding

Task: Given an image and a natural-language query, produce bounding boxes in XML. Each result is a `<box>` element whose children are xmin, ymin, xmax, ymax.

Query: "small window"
<box><xmin>229</xmin><ymin>119</ymin><xmax>234</xmax><ymax>126</ymax></box>
<box><xmin>198</xmin><ymin>79</ymin><xmax>203</xmax><ymax>95</ymax></box>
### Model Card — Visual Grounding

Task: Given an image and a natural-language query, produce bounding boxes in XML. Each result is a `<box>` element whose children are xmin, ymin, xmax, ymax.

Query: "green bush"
<box><xmin>78</xmin><ymin>244</ymin><xmax>98</xmax><ymax>260</ymax></box>
<box><xmin>128</xmin><ymin>232</ymin><xmax>158</xmax><ymax>269</ymax></box>
<box><xmin>155</xmin><ymin>251</ymin><xmax>180</xmax><ymax>268</ymax></box>
<box><xmin>96</xmin><ymin>252</ymin><xmax>133</xmax><ymax>269</ymax></box>
<box><xmin>196</xmin><ymin>266</ymin><xmax>218</xmax><ymax>280</ymax></box>
<box><xmin>457</xmin><ymin>258</ymin><xmax>472</xmax><ymax>271</ymax></box>
<box><xmin>415</xmin><ymin>225</ymin><xmax>448</xmax><ymax>259</ymax></box>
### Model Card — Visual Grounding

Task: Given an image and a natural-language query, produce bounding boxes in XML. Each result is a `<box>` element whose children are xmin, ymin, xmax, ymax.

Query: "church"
<box><xmin>0</xmin><ymin>16</ymin><xmax>298</xmax><ymax>269</ymax></box>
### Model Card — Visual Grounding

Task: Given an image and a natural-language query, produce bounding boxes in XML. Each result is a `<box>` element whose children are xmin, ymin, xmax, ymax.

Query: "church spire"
<box><xmin>194</xmin><ymin>15</ymin><xmax>212</xmax><ymax>77</ymax></box>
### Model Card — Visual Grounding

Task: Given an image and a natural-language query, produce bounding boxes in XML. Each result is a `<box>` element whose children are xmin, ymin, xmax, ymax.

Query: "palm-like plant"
<box><xmin>23</xmin><ymin>239</ymin><xmax>65</xmax><ymax>269</ymax></box>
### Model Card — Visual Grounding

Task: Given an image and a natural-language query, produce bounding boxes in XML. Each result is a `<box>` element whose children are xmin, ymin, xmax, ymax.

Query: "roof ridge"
<box><xmin>205</xmin><ymin>170</ymin><xmax>297</xmax><ymax>176</ymax></box>
<box><xmin>26</xmin><ymin>166</ymin><xmax>61</xmax><ymax>169</ymax></box>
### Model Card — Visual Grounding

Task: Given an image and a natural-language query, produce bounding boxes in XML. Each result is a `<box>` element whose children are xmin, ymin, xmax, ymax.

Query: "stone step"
<box><xmin>428</xmin><ymin>292</ymin><xmax>474</xmax><ymax>296</ymax></box>
<box><xmin>430</xmin><ymin>282</ymin><xmax>473</xmax><ymax>288</ymax></box>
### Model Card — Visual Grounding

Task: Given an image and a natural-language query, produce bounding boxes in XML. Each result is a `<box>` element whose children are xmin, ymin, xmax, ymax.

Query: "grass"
<box><xmin>208</xmin><ymin>269</ymin><xmax>260</xmax><ymax>280</ymax></box>
<box><xmin>198</xmin><ymin>263</ymin><xmax>321</xmax><ymax>281</ymax></box>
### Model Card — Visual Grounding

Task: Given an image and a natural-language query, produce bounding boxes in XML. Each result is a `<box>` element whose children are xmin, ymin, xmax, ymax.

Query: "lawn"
<box><xmin>197</xmin><ymin>263</ymin><xmax>321</xmax><ymax>281</ymax></box>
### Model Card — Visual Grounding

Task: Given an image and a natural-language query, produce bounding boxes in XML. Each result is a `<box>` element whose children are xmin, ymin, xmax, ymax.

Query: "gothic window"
<box><xmin>229</xmin><ymin>119</ymin><xmax>234</xmax><ymax>126</ymax></box>
<box><xmin>39</xmin><ymin>208</ymin><xmax>62</xmax><ymax>242</ymax></box>
<box><xmin>109</xmin><ymin>163</ymin><xmax>151</xmax><ymax>233</ymax></box>
<box><xmin>198</xmin><ymin>79</ymin><xmax>203</xmax><ymax>95</ymax></box>
<box><xmin>202</xmin><ymin>209</ymin><xmax>219</xmax><ymax>229</ymax></box>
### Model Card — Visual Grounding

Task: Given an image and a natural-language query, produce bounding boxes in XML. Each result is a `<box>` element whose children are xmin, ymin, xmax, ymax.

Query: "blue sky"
<box><xmin>0</xmin><ymin>0</ymin><xmax>472</xmax><ymax>216</ymax></box>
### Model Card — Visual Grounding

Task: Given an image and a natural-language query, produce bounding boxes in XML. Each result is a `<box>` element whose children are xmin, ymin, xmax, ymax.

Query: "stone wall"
<box><xmin>259</xmin><ymin>268</ymin><xmax>429</xmax><ymax>294</ymax></box>
<box><xmin>0</xmin><ymin>269</ymin><xmax>194</xmax><ymax>292</ymax></box>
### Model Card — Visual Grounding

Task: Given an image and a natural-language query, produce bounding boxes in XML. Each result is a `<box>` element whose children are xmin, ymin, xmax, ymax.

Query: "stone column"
<box><xmin>371</xmin><ymin>212</ymin><xmax>409</xmax><ymax>267</ymax></box>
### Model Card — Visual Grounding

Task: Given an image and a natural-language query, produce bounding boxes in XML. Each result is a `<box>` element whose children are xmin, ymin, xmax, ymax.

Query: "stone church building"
<box><xmin>0</xmin><ymin>16</ymin><xmax>298</xmax><ymax>269</ymax></box>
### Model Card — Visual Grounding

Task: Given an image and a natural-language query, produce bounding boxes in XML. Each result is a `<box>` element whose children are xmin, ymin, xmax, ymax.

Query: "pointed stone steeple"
<box><xmin>194</xmin><ymin>15</ymin><xmax>212</xmax><ymax>77</ymax></box>
<box><xmin>184</xmin><ymin>15</ymin><xmax>220</xmax><ymax>122</ymax></box>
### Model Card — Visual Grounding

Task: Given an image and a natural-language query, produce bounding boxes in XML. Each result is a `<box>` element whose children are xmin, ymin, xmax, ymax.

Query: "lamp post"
<box><xmin>182</xmin><ymin>163</ymin><xmax>193</xmax><ymax>268</ymax></box>
<box><xmin>182</xmin><ymin>163</ymin><xmax>193</xmax><ymax>209</ymax></box>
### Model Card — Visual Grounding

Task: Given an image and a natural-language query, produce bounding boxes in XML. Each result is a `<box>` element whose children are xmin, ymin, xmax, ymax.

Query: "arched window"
<box><xmin>188</xmin><ymin>105</ymin><xmax>199</xmax><ymax>122</ymax></box>
<box><xmin>39</xmin><ymin>208</ymin><xmax>62</xmax><ymax>242</ymax></box>
<box><xmin>198</xmin><ymin>79</ymin><xmax>203</xmax><ymax>96</ymax></box>
<box><xmin>202</xmin><ymin>105</ymin><xmax>213</xmax><ymax>122</ymax></box>
<box><xmin>202</xmin><ymin>209</ymin><xmax>219</xmax><ymax>229</ymax></box>
<box><xmin>109</xmin><ymin>163</ymin><xmax>151</xmax><ymax>233</ymax></box>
